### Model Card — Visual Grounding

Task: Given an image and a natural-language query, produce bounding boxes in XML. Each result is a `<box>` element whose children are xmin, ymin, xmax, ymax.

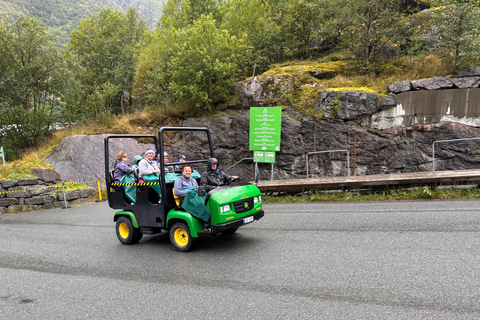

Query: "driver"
<box><xmin>200</xmin><ymin>157</ymin><xmax>239</xmax><ymax>193</ymax></box>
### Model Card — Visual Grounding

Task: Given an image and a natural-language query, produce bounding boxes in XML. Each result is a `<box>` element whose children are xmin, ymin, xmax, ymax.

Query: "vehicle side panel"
<box><xmin>113</xmin><ymin>211</ymin><xmax>139</xmax><ymax>228</ymax></box>
<box><xmin>166</xmin><ymin>209</ymin><xmax>204</xmax><ymax>237</ymax></box>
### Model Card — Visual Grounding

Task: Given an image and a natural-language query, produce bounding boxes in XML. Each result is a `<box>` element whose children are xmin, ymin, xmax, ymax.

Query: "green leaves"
<box><xmin>0</xmin><ymin>15</ymin><xmax>65</xmax><ymax>158</ymax></box>
<box><xmin>135</xmin><ymin>13</ymin><xmax>250</xmax><ymax>111</ymax></box>
<box><xmin>429</xmin><ymin>0</ymin><xmax>480</xmax><ymax>72</ymax></box>
<box><xmin>67</xmin><ymin>7</ymin><xmax>148</xmax><ymax>116</ymax></box>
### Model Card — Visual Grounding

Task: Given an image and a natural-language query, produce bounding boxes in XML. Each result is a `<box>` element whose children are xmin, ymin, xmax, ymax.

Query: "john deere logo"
<box><xmin>244</xmin><ymin>202</ymin><xmax>249</xmax><ymax>209</ymax></box>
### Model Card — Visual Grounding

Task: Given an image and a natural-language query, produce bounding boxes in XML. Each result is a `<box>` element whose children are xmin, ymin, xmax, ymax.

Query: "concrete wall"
<box><xmin>364</xmin><ymin>88</ymin><xmax>480</xmax><ymax>129</ymax></box>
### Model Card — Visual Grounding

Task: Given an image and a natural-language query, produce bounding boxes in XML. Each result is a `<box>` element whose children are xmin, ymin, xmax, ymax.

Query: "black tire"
<box><xmin>222</xmin><ymin>228</ymin><xmax>238</xmax><ymax>235</ymax></box>
<box><xmin>116</xmin><ymin>216</ymin><xmax>143</xmax><ymax>245</ymax></box>
<box><xmin>169</xmin><ymin>222</ymin><xmax>193</xmax><ymax>252</ymax></box>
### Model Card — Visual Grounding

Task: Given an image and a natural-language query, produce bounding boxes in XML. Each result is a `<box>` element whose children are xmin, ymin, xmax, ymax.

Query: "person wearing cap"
<box><xmin>138</xmin><ymin>148</ymin><xmax>160</xmax><ymax>178</ymax></box>
<box><xmin>174</xmin><ymin>154</ymin><xmax>187</xmax><ymax>171</ymax></box>
<box><xmin>147</xmin><ymin>147</ymin><xmax>160</xmax><ymax>165</ymax></box>
<box><xmin>138</xmin><ymin>148</ymin><xmax>162</xmax><ymax>201</ymax></box>
<box><xmin>200</xmin><ymin>157</ymin><xmax>239</xmax><ymax>193</ymax></box>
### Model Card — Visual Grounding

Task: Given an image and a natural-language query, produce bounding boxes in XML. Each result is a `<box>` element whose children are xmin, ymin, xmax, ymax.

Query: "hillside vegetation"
<box><xmin>1</xmin><ymin>0</ymin><xmax>480</xmax><ymax>168</ymax></box>
<box><xmin>0</xmin><ymin>0</ymin><xmax>162</xmax><ymax>44</ymax></box>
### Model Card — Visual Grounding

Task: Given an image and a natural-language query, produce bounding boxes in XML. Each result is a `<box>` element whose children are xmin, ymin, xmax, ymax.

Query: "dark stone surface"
<box><xmin>2</xmin><ymin>180</ymin><xmax>18</xmax><ymax>188</ymax></box>
<box><xmin>380</xmin><ymin>96</ymin><xmax>397</xmax><ymax>108</ymax></box>
<box><xmin>24</xmin><ymin>196</ymin><xmax>46</xmax><ymax>205</ymax></box>
<box><xmin>387</xmin><ymin>80</ymin><xmax>411</xmax><ymax>94</ymax></box>
<box><xmin>17</xmin><ymin>178</ymin><xmax>39</xmax><ymax>186</ymax></box>
<box><xmin>451</xmin><ymin>77</ymin><xmax>480</xmax><ymax>89</ymax></box>
<box><xmin>0</xmin><ymin>198</ymin><xmax>19</xmax><ymax>206</ymax></box>
<box><xmin>410</xmin><ymin>77</ymin><xmax>454</xmax><ymax>90</ymax></box>
<box><xmin>314</xmin><ymin>90</ymin><xmax>381</xmax><ymax>120</ymax></box>
<box><xmin>5</xmin><ymin>187</ymin><xmax>30</xmax><ymax>198</ymax></box>
<box><xmin>308</xmin><ymin>70</ymin><xmax>336</xmax><ymax>79</ymax></box>
<box><xmin>25</xmin><ymin>185</ymin><xmax>50</xmax><ymax>196</ymax></box>
<box><xmin>32</xmin><ymin>168</ymin><xmax>61</xmax><ymax>183</ymax></box>
<box><xmin>455</xmin><ymin>67</ymin><xmax>480</xmax><ymax>78</ymax></box>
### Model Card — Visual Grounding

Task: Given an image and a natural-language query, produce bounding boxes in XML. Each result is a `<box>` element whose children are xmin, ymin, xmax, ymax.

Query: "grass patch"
<box><xmin>263</xmin><ymin>186</ymin><xmax>480</xmax><ymax>203</ymax></box>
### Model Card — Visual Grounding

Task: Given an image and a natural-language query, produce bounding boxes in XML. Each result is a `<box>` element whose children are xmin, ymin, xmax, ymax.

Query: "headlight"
<box><xmin>220</xmin><ymin>204</ymin><xmax>231</xmax><ymax>213</ymax></box>
<box><xmin>254</xmin><ymin>196</ymin><xmax>259</xmax><ymax>203</ymax></box>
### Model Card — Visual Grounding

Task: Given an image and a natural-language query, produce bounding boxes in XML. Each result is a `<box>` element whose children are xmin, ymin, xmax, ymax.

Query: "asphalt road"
<box><xmin>1</xmin><ymin>199</ymin><xmax>479</xmax><ymax>319</ymax></box>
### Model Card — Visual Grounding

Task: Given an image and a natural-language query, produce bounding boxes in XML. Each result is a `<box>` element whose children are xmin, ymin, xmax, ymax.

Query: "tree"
<box><xmin>281</xmin><ymin>0</ymin><xmax>327</xmax><ymax>58</ymax></box>
<box><xmin>429</xmin><ymin>0</ymin><xmax>480</xmax><ymax>72</ymax></box>
<box><xmin>67</xmin><ymin>7</ymin><xmax>148</xmax><ymax>117</ymax></box>
<box><xmin>219</xmin><ymin>0</ymin><xmax>281</xmax><ymax>73</ymax></box>
<box><xmin>135</xmin><ymin>14</ymin><xmax>250</xmax><ymax>111</ymax></box>
<box><xmin>337</xmin><ymin>0</ymin><xmax>407</xmax><ymax>70</ymax></box>
<box><xmin>0</xmin><ymin>15</ymin><xmax>65</xmax><ymax>159</ymax></box>
<box><xmin>0</xmin><ymin>15</ymin><xmax>64</xmax><ymax>112</ymax></box>
<box><xmin>168</xmin><ymin>15</ymin><xmax>250</xmax><ymax>109</ymax></box>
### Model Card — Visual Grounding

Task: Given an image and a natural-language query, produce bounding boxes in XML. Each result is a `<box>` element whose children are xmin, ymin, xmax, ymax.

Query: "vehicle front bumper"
<box><xmin>197</xmin><ymin>210</ymin><xmax>264</xmax><ymax>238</ymax></box>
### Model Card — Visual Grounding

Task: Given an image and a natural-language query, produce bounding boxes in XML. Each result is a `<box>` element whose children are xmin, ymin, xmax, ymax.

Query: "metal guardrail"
<box><xmin>225</xmin><ymin>157</ymin><xmax>275</xmax><ymax>182</ymax></box>
<box><xmin>432</xmin><ymin>137</ymin><xmax>480</xmax><ymax>174</ymax></box>
<box><xmin>224</xmin><ymin>157</ymin><xmax>254</xmax><ymax>172</ymax></box>
<box><xmin>306</xmin><ymin>150</ymin><xmax>350</xmax><ymax>179</ymax></box>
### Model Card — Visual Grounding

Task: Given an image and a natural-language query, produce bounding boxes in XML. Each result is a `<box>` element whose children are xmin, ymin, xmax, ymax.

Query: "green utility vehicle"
<box><xmin>105</xmin><ymin>127</ymin><xmax>264</xmax><ymax>251</ymax></box>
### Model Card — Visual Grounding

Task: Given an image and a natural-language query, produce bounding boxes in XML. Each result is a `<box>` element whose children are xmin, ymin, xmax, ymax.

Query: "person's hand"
<box><xmin>231</xmin><ymin>176</ymin><xmax>239</xmax><ymax>180</ymax></box>
<box><xmin>153</xmin><ymin>169</ymin><xmax>160</xmax><ymax>173</ymax></box>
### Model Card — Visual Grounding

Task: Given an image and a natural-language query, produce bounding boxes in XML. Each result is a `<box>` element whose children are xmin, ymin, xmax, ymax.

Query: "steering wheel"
<box><xmin>225</xmin><ymin>177</ymin><xmax>239</xmax><ymax>186</ymax></box>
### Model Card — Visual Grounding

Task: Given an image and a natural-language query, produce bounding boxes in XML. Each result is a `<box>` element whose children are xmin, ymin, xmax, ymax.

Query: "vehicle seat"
<box><xmin>109</xmin><ymin>169</ymin><xmax>122</xmax><ymax>191</ymax></box>
<box><xmin>133</xmin><ymin>167</ymin><xmax>140</xmax><ymax>182</ymax></box>
<box><xmin>173</xmin><ymin>188</ymin><xmax>181</xmax><ymax>207</ymax></box>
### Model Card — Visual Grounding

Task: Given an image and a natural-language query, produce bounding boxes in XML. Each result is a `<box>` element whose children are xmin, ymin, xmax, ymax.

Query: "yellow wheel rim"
<box><xmin>174</xmin><ymin>228</ymin><xmax>189</xmax><ymax>247</ymax></box>
<box><xmin>119</xmin><ymin>222</ymin><xmax>129</xmax><ymax>239</ymax></box>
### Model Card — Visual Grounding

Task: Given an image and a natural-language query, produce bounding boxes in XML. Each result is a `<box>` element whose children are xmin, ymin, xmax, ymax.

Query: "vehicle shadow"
<box><xmin>141</xmin><ymin>230</ymin><xmax>262</xmax><ymax>253</ymax></box>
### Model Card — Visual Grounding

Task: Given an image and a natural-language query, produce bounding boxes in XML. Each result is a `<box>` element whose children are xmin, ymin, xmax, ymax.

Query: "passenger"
<box><xmin>138</xmin><ymin>148</ymin><xmax>162</xmax><ymax>201</ymax></box>
<box><xmin>163</xmin><ymin>151</ymin><xmax>173</xmax><ymax>172</ymax></box>
<box><xmin>200</xmin><ymin>157</ymin><xmax>239</xmax><ymax>193</ymax></box>
<box><xmin>131</xmin><ymin>155</ymin><xmax>143</xmax><ymax>169</ymax></box>
<box><xmin>113</xmin><ymin>151</ymin><xmax>134</xmax><ymax>182</ymax></box>
<box><xmin>174</xmin><ymin>154</ymin><xmax>187</xmax><ymax>172</ymax></box>
<box><xmin>147</xmin><ymin>147</ymin><xmax>160</xmax><ymax>166</ymax></box>
<box><xmin>173</xmin><ymin>165</ymin><xmax>198</xmax><ymax>204</ymax></box>
<box><xmin>138</xmin><ymin>148</ymin><xmax>160</xmax><ymax>178</ymax></box>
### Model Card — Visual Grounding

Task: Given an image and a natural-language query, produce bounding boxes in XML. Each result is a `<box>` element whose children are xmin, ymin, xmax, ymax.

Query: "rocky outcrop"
<box><xmin>314</xmin><ymin>91</ymin><xmax>396</xmax><ymax>121</ymax></box>
<box><xmin>236</xmin><ymin>76</ymin><xmax>392</xmax><ymax>122</ymax></box>
<box><xmin>387</xmin><ymin>67</ymin><xmax>480</xmax><ymax>94</ymax></box>
<box><xmin>410</xmin><ymin>77</ymin><xmax>454</xmax><ymax>91</ymax></box>
<box><xmin>38</xmin><ymin>111</ymin><xmax>480</xmax><ymax>184</ymax></box>
<box><xmin>183</xmin><ymin>111</ymin><xmax>480</xmax><ymax>180</ymax></box>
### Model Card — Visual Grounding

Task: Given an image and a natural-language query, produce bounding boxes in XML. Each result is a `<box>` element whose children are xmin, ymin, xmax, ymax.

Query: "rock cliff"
<box><xmin>45</xmin><ymin>111</ymin><xmax>480</xmax><ymax>182</ymax></box>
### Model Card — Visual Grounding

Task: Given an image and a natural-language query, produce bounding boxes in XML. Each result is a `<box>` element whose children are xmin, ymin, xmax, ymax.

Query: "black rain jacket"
<box><xmin>200</xmin><ymin>158</ymin><xmax>232</xmax><ymax>192</ymax></box>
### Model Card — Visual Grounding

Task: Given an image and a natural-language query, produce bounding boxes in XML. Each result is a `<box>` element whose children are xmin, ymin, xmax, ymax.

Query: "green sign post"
<box><xmin>253</xmin><ymin>151</ymin><xmax>275</xmax><ymax>163</ymax></box>
<box><xmin>250</xmin><ymin>107</ymin><xmax>282</xmax><ymax>182</ymax></box>
<box><xmin>0</xmin><ymin>146</ymin><xmax>4</xmax><ymax>166</ymax></box>
<box><xmin>249</xmin><ymin>107</ymin><xmax>282</xmax><ymax>151</ymax></box>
